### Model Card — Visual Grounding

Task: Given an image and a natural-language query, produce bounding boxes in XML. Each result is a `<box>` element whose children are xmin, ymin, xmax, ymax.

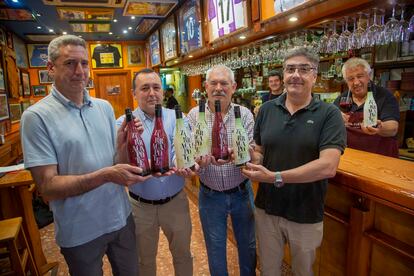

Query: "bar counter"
<box><xmin>184</xmin><ymin>148</ymin><xmax>414</xmax><ymax>275</ymax></box>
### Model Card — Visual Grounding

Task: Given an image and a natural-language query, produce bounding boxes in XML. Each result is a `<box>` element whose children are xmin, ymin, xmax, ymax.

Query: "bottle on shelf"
<box><xmin>193</xmin><ymin>99</ymin><xmax>211</xmax><ymax>158</ymax></box>
<box><xmin>125</xmin><ymin>108</ymin><xmax>151</xmax><ymax>176</ymax></box>
<box><xmin>363</xmin><ymin>84</ymin><xmax>378</xmax><ymax>127</ymax></box>
<box><xmin>211</xmin><ymin>100</ymin><xmax>229</xmax><ymax>160</ymax></box>
<box><xmin>150</xmin><ymin>104</ymin><xmax>170</xmax><ymax>173</ymax></box>
<box><xmin>174</xmin><ymin>105</ymin><xmax>195</xmax><ymax>169</ymax></box>
<box><xmin>232</xmin><ymin>106</ymin><xmax>250</xmax><ymax>166</ymax></box>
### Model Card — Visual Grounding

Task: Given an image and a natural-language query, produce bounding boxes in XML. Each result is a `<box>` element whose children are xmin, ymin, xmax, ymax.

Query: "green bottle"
<box><xmin>232</xmin><ymin>106</ymin><xmax>250</xmax><ymax>166</ymax></box>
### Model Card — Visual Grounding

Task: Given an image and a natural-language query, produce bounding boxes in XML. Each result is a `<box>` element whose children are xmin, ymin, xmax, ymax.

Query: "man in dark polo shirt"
<box><xmin>333</xmin><ymin>57</ymin><xmax>399</xmax><ymax>157</ymax></box>
<box><xmin>243</xmin><ymin>47</ymin><xmax>346</xmax><ymax>275</ymax></box>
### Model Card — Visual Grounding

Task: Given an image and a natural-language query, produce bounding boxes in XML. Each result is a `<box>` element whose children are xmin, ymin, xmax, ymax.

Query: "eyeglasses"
<box><xmin>283</xmin><ymin>65</ymin><xmax>316</xmax><ymax>75</ymax></box>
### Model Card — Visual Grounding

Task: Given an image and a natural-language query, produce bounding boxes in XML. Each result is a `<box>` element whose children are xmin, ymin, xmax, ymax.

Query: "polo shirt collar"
<box><xmin>52</xmin><ymin>85</ymin><xmax>93</xmax><ymax>108</ymax></box>
<box><xmin>274</xmin><ymin>92</ymin><xmax>321</xmax><ymax>112</ymax></box>
<box><xmin>136</xmin><ymin>107</ymin><xmax>154</xmax><ymax>122</ymax></box>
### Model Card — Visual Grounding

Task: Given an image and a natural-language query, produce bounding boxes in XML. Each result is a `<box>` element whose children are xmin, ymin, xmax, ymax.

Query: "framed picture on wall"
<box><xmin>178</xmin><ymin>0</ymin><xmax>203</xmax><ymax>55</ymax></box>
<box><xmin>27</xmin><ymin>44</ymin><xmax>48</xmax><ymax>67</ymax></box>
<box><xmin>0</xmin><ymin>68</ymin><xmax>5</xmax><ymax>92</ymax></box>
<box><xmin>127</xmin><ymin>45</ymin><xmax>145</xmax><ymax>67</ymax></box>
<box><xmin>21</xmin><ymin>100</ymin><xmax>30</xmax><ymax>112</ymax></box>
<box><xmin>0</xmin><ymin>94</ymin><xmax>9</xmax><ymax>121</ymax></box>
<box><xmin>38</xmin><ymin>70</ymin><xmax>53</xmax><ymax>84</ymax></box>
<box><xmin>9</xmin><ymin>103</ymin><xmax>22</xmax><ymax>123</ymax></box>
<box><xmin>90</xmin><ymin>43</ymin><xmax>123</xmax><ymax>68</ymax></box>
<box><xmin>123</xmin><ymin>0</ymin><xmax>177</xmax><ymax>17</ymax></box>
<box><xmin>21</xmin><ymin>71</ymin><xmax>31</xmax><ymax>96</ymax></box>
<box><xmin>33</xmin><ymin>85</ymin><xmax>47</xmax><ymax>97</ymax></box>
<box><xmin>149</xmin><ymin>31</ymin><xmax>161</xmax><ymax>66</ymax></box>
<box><xmin>86</xmin><ymin>78</ymin><xmax>94</xmax><ymax>89</ymax></box>
<box><xmin>161</xmin><ymin>16</ymin><xmax>177</xmax><ymax>61</ymax></box>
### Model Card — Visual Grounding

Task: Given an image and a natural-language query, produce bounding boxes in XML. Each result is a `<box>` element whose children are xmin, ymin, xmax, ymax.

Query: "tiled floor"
<box><xmin>39</xmin><ymin>193</ymin><xmax>240</xmax><ymax>276</ymax></box>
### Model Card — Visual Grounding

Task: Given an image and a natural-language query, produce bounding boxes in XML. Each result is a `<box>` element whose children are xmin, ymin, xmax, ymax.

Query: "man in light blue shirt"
<box><xmin>116</xmin><ymin>68</ymin><xmax>193</xmax><ymax>276</ymax></box>
<box><xmin>21</xmin><ymin>35</ymin><xmax>149</xmax><ymax>276</ymax></box>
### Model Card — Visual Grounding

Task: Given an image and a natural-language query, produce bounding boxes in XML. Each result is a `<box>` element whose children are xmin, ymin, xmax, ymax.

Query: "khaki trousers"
<box><xmin>255</xmin><ymin>207</ymin><xmax>323</xmax><ymax>276</ymax></box>
<box><xmin>130</xmin><ymin>190</ymin><xmax>193</xmax><ymax>276</ymax></box>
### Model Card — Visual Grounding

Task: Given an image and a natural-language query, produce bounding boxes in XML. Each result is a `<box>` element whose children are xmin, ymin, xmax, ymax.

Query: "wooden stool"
<box><xmin>0</xmin><ymin>217</ymin><xmax>39</xmax><ymax>276</ymax></box>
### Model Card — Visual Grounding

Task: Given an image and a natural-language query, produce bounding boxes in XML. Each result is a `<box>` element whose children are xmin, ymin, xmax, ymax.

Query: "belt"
<box><xmin>200</xmin><ymin>179</ymin><xmax>248</xmax><ymax>194</ymax></box>
<box><xmin>129</xmin><ymin>191</ymin><xmax>180</xmax><ymax>205</ymax></box>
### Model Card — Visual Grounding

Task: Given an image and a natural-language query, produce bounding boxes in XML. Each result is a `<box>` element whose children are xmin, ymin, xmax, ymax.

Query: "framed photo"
<box><xmin>127</xmin><ymin>45</ymin><xmax>145</xmax><ymax>67</ymax></box>
<box><xmin>123</xmin><ymin>0</ymin><xmax>177</xmax><ymax>17</ymax></box>
<box><xmin>38</xmin><ymin>70</ymin><xmax>53</xmax><ymax>84</ymax></box>
<box><xmin>0</xmin><ymin>94</ymin><xmax>9</xmax><ymax>121</ymax></box>
<box><xmin>206</xmin><ymin>0</ymin><xmax>248</xmax><ymax>42</ymax></box>
<box><xmin>149</xmin><ymin>31</ymin><xmax>161</xmax><ymax>66</ymax></box>
<box><xmin>178</xmin><ymin>0</ymin><xmax>203</xmax><ymax>55</ymax></box>
<box><xmin>161</xmin><ymin>16</ymin><xmax>178</xmax><ymax>61</ymax></box>
<box><xmin>0</xmin><ymin>27</ymin><xmax>5</xmax><ymax>46</ymax></box>
<box><xmin>27</xmin><ymin>44</ymin><xmax>48</xmax><ymax>67</ymax></box>
<box><xmin>90</xmin><ymin>43</ymin><xmax>123</xmax><ymax>68</ymax></box>
<box><xmin>0</xmin><ymin>68</ymin><xmax>5</xmax><ymax>92</ymax></box>
<box><xmin>135</xmin><ymin>18</ymin><xmax>158</xmax><ymax>35</ymax></box>
<box><xmin>33</xmin><ymin>85</ymin><xmax>47</xmax><ymax>97</ymax></box>
<box><xmin>9</xmin><ymin>103</ymin><xmax>22</xmax><ymax>124</ymax></box>
<box><xmin>0</xmin><ymin>9</ymin><xmax>34</xmax><ymax>21</ymax></box>
<box><xmin>13</xmin><ymin>36</ymin><xmax>29</xmax><ymax>68</ymax></box>
<box><xmin>70</xmin><ymin>23</ymin><xmax>111</xmax><ymax>33</ymax></box>
<box><xmin>21</xmin><ymin>71</ymin><xmax>31</xmax><ymax>96</ymax></box>
<box><xmin>57</xmin><ymin>7</ymin><xmax>114</xmax><ymax>21</ymax></box>
<box><xmin>6</xmin><ymin>31</ymin><xmax>13</xmax><ymax>49</ymax></box>
<box><xmin>261</xmin><ymin>0</ymin><xmax>307</xmax><ymax>21</ymax></box>
<box><xmin>86</xmin><ymin>78</ymin><xmax>94</xmax><ymax>89</ymax></box>
<box><xmin>21</xmin><ymin>100</ymin><xmax>30</xmax><ymax>112</ymax></box>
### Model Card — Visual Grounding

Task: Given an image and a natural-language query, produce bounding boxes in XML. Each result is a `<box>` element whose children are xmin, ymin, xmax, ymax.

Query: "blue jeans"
<box><xmin>199</xmin><ymin>182</ymin><xmax>256</xmax><ymax>276</ymax></box>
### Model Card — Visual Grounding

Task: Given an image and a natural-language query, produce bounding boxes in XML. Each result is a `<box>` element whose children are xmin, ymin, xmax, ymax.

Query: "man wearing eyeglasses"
<box><xmin>187</xmin><ymin>64</ymin><xmax>256</xmax><ymax>276</ymax></box>
<box><xmin>243</xmin><ymin>47</ymin><xmax>346</xmax><ymax>275</ymax></box>
<box><xmin>333</xmin><ymin>57</ymin><xmax>400</xmax><ymax>157</ymax></box>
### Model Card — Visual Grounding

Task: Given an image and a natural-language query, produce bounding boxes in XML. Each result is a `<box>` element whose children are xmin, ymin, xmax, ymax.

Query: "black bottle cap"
<box><xmin>125</xmin><ymin>108</ymin><xmax>132</xmax><ymax>121</ymax></box>
<box><xmin>199</xmin><ymin>99</ymin><xmax>205</xmax><ymax>112</ymax></box>
<box><xmin>214</xmin><ymin>100</ymin><xmax>221</xmax><ymax>112</ymax></box>
<box><xmin>234</xmin><ymin>106</ymin><xmax>241</xmax><ymax>118</ymax></box>
<box><xmin>174</xmin><ymin>105</ymin><xmax>182</xmax><ymax>119</ymax></box>
<box><xmin>155</xmin><ymin>104</ymin><xmax>162</xmax><ymax>117</ymax></box>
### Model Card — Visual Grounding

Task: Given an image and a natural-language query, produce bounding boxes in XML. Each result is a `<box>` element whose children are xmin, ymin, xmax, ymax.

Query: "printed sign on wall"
<box><xmin>178</xmin><ymin>0</ymin><xmax>203</xmax><ymax>55</ymax></box>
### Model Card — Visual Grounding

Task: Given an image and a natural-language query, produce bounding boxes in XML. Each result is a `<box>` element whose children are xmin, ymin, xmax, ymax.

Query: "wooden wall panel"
<box><xmin>370</xmin><ymin>244</ymin><xmax>414</xmax><ymax>275</ymax></box>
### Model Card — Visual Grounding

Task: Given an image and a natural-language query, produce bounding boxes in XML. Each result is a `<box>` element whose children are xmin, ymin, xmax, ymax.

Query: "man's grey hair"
<box><xmin>283</xmin><ymin>47</ymin><xmax>320</xmax><ymax>73</ymax></box>
<box><xmin>48</xmin><ymin>35</ymin><xmax>87</xmax><ymax>63</ymax></box>
<box><xmin>342</xmin><ymin>57</ymin><xmax>371</xmax><ymax>80</ymax></box>
<box><xmin>206</xmin><ymin>64</ymin><xmax>235</xmax><ymax>83</ymax></box>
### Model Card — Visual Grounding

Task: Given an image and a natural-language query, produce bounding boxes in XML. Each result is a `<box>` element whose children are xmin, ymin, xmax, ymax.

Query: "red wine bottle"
<box><xmin>150</xmin><ymin>104</ymin><xmax>170</xmax><ymax>173</ymax></box>
<box><xmin>212</xmin><ymin>100</ymin><xmax>229</xmax><ymax>160</ymax></box>
<box><xmin>125</xmin><ymin>108</ymin><xmax>151</xmax><ymax>176</ymax></box>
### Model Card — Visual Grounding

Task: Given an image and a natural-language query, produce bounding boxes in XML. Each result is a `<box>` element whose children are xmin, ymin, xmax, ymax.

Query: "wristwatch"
<box><xmin>274</xmin><ymin>171</ymin><xmax>284</xmax><ymax>188</ymax></box>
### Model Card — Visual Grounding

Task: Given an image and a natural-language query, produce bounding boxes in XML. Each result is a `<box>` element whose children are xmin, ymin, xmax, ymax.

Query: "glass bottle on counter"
<box><xmin>232</xmin><ymin>106</ymin><xmax>250</xmax><ymax>166</ymax></box>
<box><xmin>212</xmin><ymin>100</ymin><xmax>229</xmax><ymax>160</ymax></box>
<box><xmin>363</xmin><ymin>84</ymin><xmax>378</xmax><ymax>127</ymax></box>
<box><xmin>193</xmin><ymin>99</ymin><xmax>210</xmax><ymax>158</ymax></box>
<box><xmin>174</xmin><ymin>105</ymin><xmax>195</xmax><ymax>169</ymax></box>
<box><xmin>125</xmin><ymin>108</ymin><xmax>151</xmax><ymax>176</ymax></box>
<box><xmin>150</xmin><ymin>104</ymin><xmax>170</xmax><ymax>173</ymax></box>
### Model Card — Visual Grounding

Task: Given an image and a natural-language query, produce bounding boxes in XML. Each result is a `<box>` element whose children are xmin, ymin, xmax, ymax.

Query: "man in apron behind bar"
<box><xmin>333</xmin><ymin>57</ymin><xmax>400</xmax><ymax>157</ymax></box>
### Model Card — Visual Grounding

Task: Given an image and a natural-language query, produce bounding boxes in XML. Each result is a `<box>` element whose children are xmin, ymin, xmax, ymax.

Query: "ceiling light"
<box><xmin>62</xmin><ymin>31</ymin><xmax>67</xmax><ymax>35</ymax></box>
<box><xmin>289</xmin><ymin>16</ymin><xmax>298</xmax><ymax>22</ymax></box>
<box><xmin>131</xmin><ymin>16</ymin><xmax>135</xmax><ymax>20</ymax></box>
<box><xmin>109</xmin><ymin>32</ymin><xmax>113</xmax><ymax>35</ymax></box>
<box><xmin>189</xmin><ymin>55</ymin><xmax>193</xmax><ymax>58</ymax></box>
<box><xmin>113</xmin><ymin>19</ymin><xmax>117</xmax><ymax>22</ymax></box>
<box><xmin>239</xmin><ymin>35</ymin><xmax>246</xmax><ymax>40</ymax></box>
<box><xmin>37</xmin><ymin>26</ymin><xmax>41</xmax><ymax>29</ymax></box>
<box><xmin>12</xmin><ymin>0</ymin><xmax>18</xmax><ymax>3</ymax></box>
<box><xmin>123</xmin><ymin>30</ymin><xmax>127</xmax><ymax>34</ymax></box>
<box><xmin>174</xmin><ymin>60</ymin><xmax>178</xmax><ymax>63</ymax></box>
<box><xmin>128</xmin><ymin>26</ymin><xmax>132</xmax><ymax>30</ymax></box>
<box><xmin>49</xmin><ymin>29</ymin><xmax>54</xmax><ymax>32</ymax></box>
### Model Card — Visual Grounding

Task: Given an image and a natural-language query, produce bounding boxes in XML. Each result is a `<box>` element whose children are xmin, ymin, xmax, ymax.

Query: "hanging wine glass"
<box><xmin>351</xmin><ymin>13</ymin><xmax>365</xmax><ymax>49</ymax></box>
<box><xmin>398</xmin><ymin>4</ymin><xmax>409</xmax><ymax>42</ymax></box>
<box><xmin>327</xmin><ymin>20</ymin><xmax>339</xmax><ymax>54</ymax></box>
<box><xmin>338</xmin><ymin>17</ymin><xmax>352</xmax><ymax>52</ymax></box>
<box><xmin>383</xmin><ymin>4</ymin><xmax>400</xmax><ymax>44</ymax></box>
<box><xmin>319</xmin><ymin>24</ymin><xmax>329</xmax><ymax>54</ymax></box>
<box><xmin>366</xmin><ymin>8</ymin><xmax>382</xmax><ymax>46</ymax></box>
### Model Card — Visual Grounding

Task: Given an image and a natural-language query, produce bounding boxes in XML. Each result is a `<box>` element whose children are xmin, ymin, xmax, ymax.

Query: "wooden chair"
<box><xmin>0</xmin><ymin>217</ymin><xmax>39</xmax><ymax>276</ymax></box>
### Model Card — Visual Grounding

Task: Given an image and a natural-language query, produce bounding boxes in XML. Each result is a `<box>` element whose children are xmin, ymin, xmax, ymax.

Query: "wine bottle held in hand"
<box><xmin>193</xmin><ymin>99</ymin><xmax>211</xmax><ymax>158</ymax></box>
<box><xmin>212</xmin><ymin>100</ymin><xmax>229</xmax><ymax>160</ymax></box>
<box><xmin>150</xmin><ymin>104</ymin><xmax>170</xmax><ymax>174</ymax></box>
<box><xmin>125</xmin><ymin>108</ymin><xmax>151</xmax><ymax>176</ymax></box>
<box><xmin>232</xmin><ymin>106</ymin><xmax>250</xmax><ymax>166</ymax></box>
<box><xmin>174</xmin><ymin>105</ymin><xmax>195</xmax><ymax>169</ymax></box>
<box><xmin>363</xmin><ymin>84</ymin><xmax>378</xmax><ymax>127</ymax></box>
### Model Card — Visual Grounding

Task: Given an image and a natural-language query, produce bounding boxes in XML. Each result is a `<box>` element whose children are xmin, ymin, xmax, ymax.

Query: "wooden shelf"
<box><xmin>374</xmin><ymin>59</ymin><xmax>414</xmax><ymax>69</ymax></box>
